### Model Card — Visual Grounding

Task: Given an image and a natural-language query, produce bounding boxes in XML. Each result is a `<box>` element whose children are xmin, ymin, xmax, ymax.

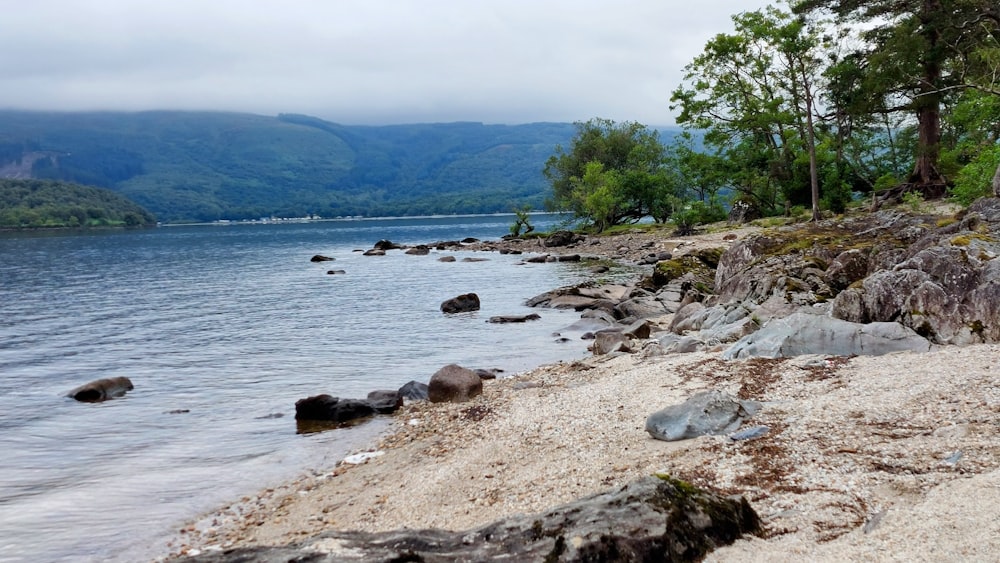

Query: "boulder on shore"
<box><xmin>646</xmin><ymin>390</ymin><xmax>761</xmax><ymax>442</ymax></box>
<box><xmin>398</xmin><ymin>380</ymin><xmax>429</xmax><ymax>401</ymax></box>
<box><xmin>722</xmin><ymin>312</ymin><xmax>933</xmax><ymax>359</ymax></box>
<box><xmin>178</xmin><ymin>475</ymin><xmax>760</xmax><ymax>563</ymax></box>
<box><xmin>441</xmin><ymin>293</ymin><xmax>481</xmax><ymax>314</ymax></box>
<box><xmin>428</xmin><ymin>364</ymin><xmax>483</xmax><ymax>403</ymax></box>
<box><xmin>67</xmin><ymin>376</ymin><xmax>134</xmax><ymax>402</ymax></box>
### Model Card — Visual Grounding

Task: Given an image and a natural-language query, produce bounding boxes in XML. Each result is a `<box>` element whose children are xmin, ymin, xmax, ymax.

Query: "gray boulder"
<box><xmin>398</xmin><ymin>380</ymin><xmax>429</xmax><ymax>401</ymax></box>
<box><xmin>722</xmin><ymin>312</ymin><xmax>932</xmax><ymax>359</ymax></box>
<box><xmin>405</xmin><ymin>245</ymin><xmax>430</xmax><ymax>255</ymax></box>
<box><xmin>179</xmin><ymin>475</ymin><xmax>760</xmax><ymax>563</ymax></box>
<box><xmin>593</xmin><ymin>330</ymin><xmax>630</xmax><ymax>355</ymax></box>
<box><xmin>646</xmin><ymin>390</ymin><xmax>761</xmax><ymax>442</ymax></box>
<box><xmin>543</xmin><ymin>230</ymin><xmax>582</xmax><ymax>247</ymax></box>
<box><xmin>66</xmin><ymin>376</ymin><xmax>134</xmax><ymax>402</ymax></box>
<box><xmin>365</xmin><ymin>390</ymin><xmax>403</xmax><ymax>413</ymax></box>
<box><xmin>440</xmin><ymin>293</ymin><xmax>480</xmax><ymax>314</ymax></box>
<box><xmin>428</xmin><ymin>364</ymin><xmax>483</xmax><ymax>403</ymax></box>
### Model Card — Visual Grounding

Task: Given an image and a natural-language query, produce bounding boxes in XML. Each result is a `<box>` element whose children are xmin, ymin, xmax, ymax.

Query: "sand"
<box><xmin>164</xmin><ymin>224</ymin><xmax>1000</xmax><ymax>561</ymax></box>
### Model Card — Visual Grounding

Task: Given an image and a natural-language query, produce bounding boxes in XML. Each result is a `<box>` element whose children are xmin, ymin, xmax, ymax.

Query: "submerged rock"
<box><xmin>440</xmin><ymin>292</ymin><xmax>481</xmax><ymax>314</ymax></box>
<box><xmin>66</xmin><ymin>376</ymin><xmax>134</xmax><ymax>402</ymax></box>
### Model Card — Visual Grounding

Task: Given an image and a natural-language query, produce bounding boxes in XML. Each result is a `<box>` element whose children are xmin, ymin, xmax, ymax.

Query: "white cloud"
<box><xmin>0</xmin><ymin>0</ymin><xmax>773</xmax><ymax>124</ymax></box>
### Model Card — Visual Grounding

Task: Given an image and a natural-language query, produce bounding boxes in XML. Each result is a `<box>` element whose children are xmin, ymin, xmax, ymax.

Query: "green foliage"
<box><xmin>901</xmin><ymin>190</ymin><xmax>926</xmax><ymax>213</ymax></box>
<box><xmin>0</xmin><ymin>111</ymin><xmax>590</xmax><ymax>223</ymax></box>
<box><xmin>672</xmin><ymin>200</ymin><xmax>727</xmax><ymax>234</ymax></box>
<box><xmin>951</xmin><ymin>145</ymin><xmax>1000</xmax><ymax>205</ymax></box>
<box><xmin>671</xmin><ymin>6</ymin><xmax>831</xmax><ymax>217</ymax></box>
<box><xmin>0</xmin><ymin>179</ymin><xmax>156</xmax><ymax>228</ymax></box>
<box><xmin>544</xmin><ymin>118</ymin><xmax>678</xmax><ymax>231</ymax></box>
<box><xmin>509</xmin><ymin>205</ymin><xmax>535</xmax><ymax>237</ymax></box>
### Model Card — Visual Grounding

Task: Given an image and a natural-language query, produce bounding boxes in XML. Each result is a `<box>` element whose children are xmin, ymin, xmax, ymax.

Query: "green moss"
<box><xmin>971</xmin><ymin>320</ymin><xmax>985</xmax><ymax>337</ymax></box>
<box><xmin>951</xmin><ymin>232</ymin><xmax>995</xmax><ymax>246</ymax></box>
<box><xmin>653</xmin><ymin>255</ymin><xmax>714</xmax><ymax>286</ymax></box>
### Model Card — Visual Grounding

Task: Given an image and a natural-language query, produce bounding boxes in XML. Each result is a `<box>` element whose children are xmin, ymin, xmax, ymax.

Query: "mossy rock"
<box><xmin>653</xmin><ymin>255</ymin><xmax>716</xmax><ymax>289</ymax></box>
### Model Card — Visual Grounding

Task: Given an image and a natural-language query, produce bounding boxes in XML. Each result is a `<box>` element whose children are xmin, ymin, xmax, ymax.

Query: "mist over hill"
<box><xmin>0</xmin><ymin>111</ymin><xmax>597</xmax><ymax>222</ymax></box>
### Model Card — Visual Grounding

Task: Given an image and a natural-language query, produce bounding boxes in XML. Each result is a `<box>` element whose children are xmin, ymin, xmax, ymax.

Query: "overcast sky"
<box><xmin>0</xmin><ymin>1</ymin><xmax>774</xmax><ymax>125</ymax></box>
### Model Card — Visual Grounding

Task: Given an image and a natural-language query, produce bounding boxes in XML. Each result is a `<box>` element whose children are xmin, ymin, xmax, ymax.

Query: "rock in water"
<box><xmin>646</xmin><ymin>390</ymin><xmax>761</xmax><ymax>441</ymax></box>
<box><xmin>428</xmin><ymin>364</ymin><xmax>483</xmax><ymax>403</ymax></box>
<box><xmin>66</xmin><ymin>377</ymin><xmax>134</xmax><ymax>402</ymax></box>
<box><xmin>440</xmin><ymin>293</ymin><xmax>480</xmax><ymax>314</ymax></box>
<box><xmin>179</xmin><ymin>475</ymin><xmax>760</xmax><ymax>562</ymax></box>
<box><xmin>294</xmin><ymin>395</ymin><xmax>376</xmax><ymax>424</ymax></box>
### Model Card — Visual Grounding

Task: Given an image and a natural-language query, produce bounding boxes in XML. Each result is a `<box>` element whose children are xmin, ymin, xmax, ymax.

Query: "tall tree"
<box><xmin>794</xmin><ymin>0</ymin><xmax>1000</xmax><ymax>194</ymax></box>
<box><xmin>671</xmin><ymin>5</ymin><xmax>827</xmax><ymax>218</ymax></box>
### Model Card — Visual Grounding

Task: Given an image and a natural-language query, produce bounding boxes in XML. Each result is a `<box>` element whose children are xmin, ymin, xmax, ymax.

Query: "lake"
<box><xmin>0</xmin><ymin>215</ymin><xmax>610</xmax><ymax>562</ymax></box>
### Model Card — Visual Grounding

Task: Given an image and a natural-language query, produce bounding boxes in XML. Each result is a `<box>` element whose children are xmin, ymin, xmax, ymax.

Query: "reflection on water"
<box><xmin>0</xmin><ymin>216</ymin><xmax>604</xmax><ymax>562</ymax></box>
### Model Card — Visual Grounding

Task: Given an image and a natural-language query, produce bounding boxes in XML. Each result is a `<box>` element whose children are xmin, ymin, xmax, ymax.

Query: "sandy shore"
<box><xmin>165</xmin><ymin>227</ymin><xmax>1000</xmax><ymax>561</ymax></box>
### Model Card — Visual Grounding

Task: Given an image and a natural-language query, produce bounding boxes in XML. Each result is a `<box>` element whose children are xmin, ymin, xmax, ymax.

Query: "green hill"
<box><xmin>0</xmin><ymin>111</ymin><xmax>596</xmax><ymax>222</ymax></box>
<box><xmin>0</xmin><ymin>178</ymin><xmax>157</xmax><ymax>229</ymax></box>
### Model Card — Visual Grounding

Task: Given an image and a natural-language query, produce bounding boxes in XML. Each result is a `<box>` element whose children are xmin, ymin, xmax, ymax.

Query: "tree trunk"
<box><xmin>908</xmin><ymin>0</ymin><xmax>947</xmax><ymax>192</ymax></box>
<box><xmin>993</xmin><ymin>160</ymin><xmax>1000</xmax><ymax>198</ymax></box>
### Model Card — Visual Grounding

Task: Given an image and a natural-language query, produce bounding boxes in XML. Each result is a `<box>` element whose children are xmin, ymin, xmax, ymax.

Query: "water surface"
<box><xmin>0</xmin><ymin>215</ymin><xmax>602</xmax><ymax>562</ymax></box>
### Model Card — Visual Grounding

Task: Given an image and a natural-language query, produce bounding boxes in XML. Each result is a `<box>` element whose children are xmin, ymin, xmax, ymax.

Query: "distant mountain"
<box><xmin>0</xmin><ymin>178</ymin><xmax>156</xmax><ymax>229</ymax></box>
<box><xmin>0</xmin><ymin>111</ymin><xmax>593</xmax><ymax>222</ymax></box>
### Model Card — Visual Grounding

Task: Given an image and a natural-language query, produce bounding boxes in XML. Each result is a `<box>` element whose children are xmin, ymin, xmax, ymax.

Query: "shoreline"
<box><xmin>162</xmin><ymin>225</ymin><xmax>1000</xmax><ymax>561</ymax></box>
<box><xmin>165</xmin><ymin>344</ymin><xmax>1000</xmax><ymax>561</ymax></box>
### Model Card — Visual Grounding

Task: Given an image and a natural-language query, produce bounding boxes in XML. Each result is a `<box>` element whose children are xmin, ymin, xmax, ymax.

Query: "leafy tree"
<box><xmin>794</xmin><ymin>0</ymin><xmax>1000</xmax><ymax>194</ymax></box>
<box><xmin>544</xmin><ymin>118</ymin><xmax>674</xmax><ymax>230</ymax></box>
<box><xmin>671</xmin><ymin>6</ymin><xmax>828</xmax><ymax>218</ymax></box>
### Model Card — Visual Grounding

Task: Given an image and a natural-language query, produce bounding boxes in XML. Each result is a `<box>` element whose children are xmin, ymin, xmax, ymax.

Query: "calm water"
<box><xmin>0</xmin><ymin>215</ymin><xmax>603</xmax><ymax>562</ymax></box>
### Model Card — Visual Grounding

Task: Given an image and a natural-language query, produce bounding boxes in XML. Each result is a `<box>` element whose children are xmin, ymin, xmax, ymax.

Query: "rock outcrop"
<box><xmin>177</xmin><ymin>475</ymin><xmax>760</xmax><ymax>563</ymax></box>
<box><xmin>655</xmin><ymin>198</ymin><xmax>1000</xmax><ymax>357</ymax></box>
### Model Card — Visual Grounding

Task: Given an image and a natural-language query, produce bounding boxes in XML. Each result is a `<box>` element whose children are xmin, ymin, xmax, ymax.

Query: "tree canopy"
<box><xmin>0</xmin><ymin>179</ymin><xmax>157</xmax><ymax>229</ymax></box>
<box><xmin>793</xmin><ymin>0</ymin><xmax>1000</xmax><ymax>193</ymax></box>
<box><xmin>543</xmin><ymin>118</ymin><xmax>682</xmax><ymax>231</ymax></box>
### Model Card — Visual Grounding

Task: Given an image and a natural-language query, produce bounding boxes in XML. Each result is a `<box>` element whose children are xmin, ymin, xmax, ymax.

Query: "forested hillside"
<box><xmin>0</xmin><ymin>179</ymin><xmax>156</xmax><ymax>228</ymax></box>
<box><xmin>0</xmin><ymin>111</ymin><xmax>599</xmax><ymax>222</ymax></box>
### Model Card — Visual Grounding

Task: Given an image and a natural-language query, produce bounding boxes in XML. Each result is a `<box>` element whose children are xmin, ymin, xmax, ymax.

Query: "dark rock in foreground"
<box><xmin>177</xmin><ymin>475</ymin><xmax>760</xmax><ymax>563</ymax></box>
<box><xmin>67</xmin><ymin>376</ymin><xmax>134</xmax><ymax>402</ymax></box>
<box><xmin>441</xmin><ymin>292</ymin><xmax>481</xmax><ymax>314</ymax></box>
<box><xmin>310</xmin><ymin>254</ymin><xmax>334</xmax><ymax>262</ymax></box>
<box><xmin>295</xmin><ymin>395</ymin><xmax>376</xmax><ymax>424</ymax></box>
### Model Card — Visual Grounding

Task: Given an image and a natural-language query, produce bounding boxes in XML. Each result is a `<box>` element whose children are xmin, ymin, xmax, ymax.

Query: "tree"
<box><xmin>544</xmin><ymin>118</ymin><xmax>673</xmax><ymax>230</ymax></box>
<box><xmin>671</xmin><ymin>6</ymin><xmax>828</xmax><ymax>219</ymax></box>
<box><xmin>794</xmin><ymin>0</ymin><xmax>1000</xmax><ymax>195</ymax></box>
